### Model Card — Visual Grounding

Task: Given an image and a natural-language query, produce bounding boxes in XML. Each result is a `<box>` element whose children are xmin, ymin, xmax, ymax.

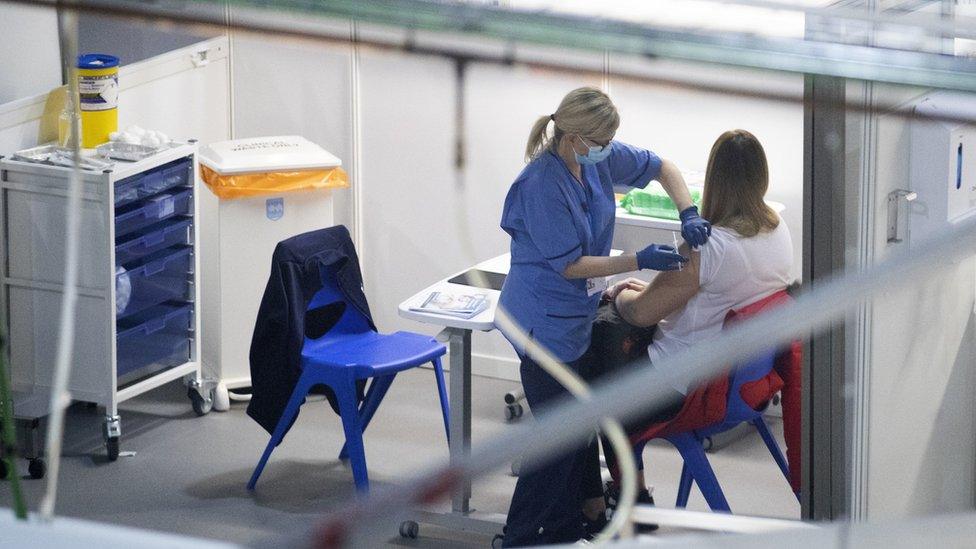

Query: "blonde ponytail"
<box><xmin>525</xmin><ymin>115</ymin><xmax>554</xmax><ymax>162</ymax></box>
<box><xmin>524</xmin><ymin>87</ymin><xmax>620</xmax><ymax>162</ymax></box>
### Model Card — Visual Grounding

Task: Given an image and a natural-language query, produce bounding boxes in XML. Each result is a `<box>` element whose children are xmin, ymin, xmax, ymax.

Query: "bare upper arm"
<box><xmin>616</xmin><ymin>243</ymin><xmax>701</xmax><ymax>327</ymax></box>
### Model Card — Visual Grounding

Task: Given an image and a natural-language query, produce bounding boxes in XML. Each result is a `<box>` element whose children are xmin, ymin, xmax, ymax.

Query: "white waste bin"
<box><xmin>197</xmin><ymin>136</ymin><xmax>347</xmax><ymax>411</ymax></box>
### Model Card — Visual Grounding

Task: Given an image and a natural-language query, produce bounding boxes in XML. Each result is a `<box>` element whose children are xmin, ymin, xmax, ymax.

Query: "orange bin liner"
<box><xmin>200</xmin><ymin>164</ymin><xmax>349</xmax><ymax>199</ymax></box>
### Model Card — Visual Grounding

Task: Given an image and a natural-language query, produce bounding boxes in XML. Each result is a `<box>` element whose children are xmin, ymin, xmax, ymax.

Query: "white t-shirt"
<box><xmin>649</xmin><ymin>215</ymin><xmax>794</xmax><ymax>392</ymax></box>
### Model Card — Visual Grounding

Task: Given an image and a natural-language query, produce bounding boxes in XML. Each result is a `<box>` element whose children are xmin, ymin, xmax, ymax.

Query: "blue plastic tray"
<box><xmin>115</xmin><ymin>188</ymin><xmax>192</xmax><ymax>239</ymax></box>
<box><xmin>115</xmin><ymin>217</ymin><xmax>192</xmax><ymax>266</ymax></box>
<box><xmin>114</xmin><ymin>157</ymin><xmax>192</xmax><ymax>208</ymax></box>
<box><xmin>116</xmin><ymin>302</ymin><xmax>192</xmax><ymax>378</ymax></box>
<box><xmin>116</xmin><ymin>246</ymin><xmax>192</xmax><ymax>319</ymax></box>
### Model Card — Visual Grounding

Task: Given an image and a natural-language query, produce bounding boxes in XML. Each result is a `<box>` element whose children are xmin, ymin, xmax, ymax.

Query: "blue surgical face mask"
<box><xmin>574</xmin><ymin>135</ymin><xmax>613</xmax><ymax>165</ymax></box>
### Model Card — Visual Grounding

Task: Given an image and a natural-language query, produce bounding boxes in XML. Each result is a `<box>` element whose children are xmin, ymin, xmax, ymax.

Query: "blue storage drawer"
<box><xmin>116</xmin><ymin>303</ymin><xmax>192</xmax><ymax>380</ymax></box>
<box><xmin>114</xmin><ymin>158</ymin><xmax>193</xmax><ymax>208</ymax></box>
<box><xmin>115</xmin><ymin>188</ymin><xmax>192</xmax><ymax>239</ymax></box>
<box><xmin>116</xmin><ymin>246</ymin><xmax>192</xmax><ymax>319</ymax></box>
<box><xmin>115</xmin><ymin>217</ymin><xmax>192</xmax><ymax>266</ymax></box>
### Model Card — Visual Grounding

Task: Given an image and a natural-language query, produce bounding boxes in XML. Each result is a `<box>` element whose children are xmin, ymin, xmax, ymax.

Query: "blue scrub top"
<box><xmin>498</xmin><ymin>141</ymin><xmax>663</xmax><ymax>362</ymax></box>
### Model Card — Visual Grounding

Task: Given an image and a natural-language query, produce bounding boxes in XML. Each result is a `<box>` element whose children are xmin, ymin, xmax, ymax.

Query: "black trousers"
<box><xmin>502</xmin><ymin>350</ymin><xmax>598</xmax><ymax>547</ymax></box>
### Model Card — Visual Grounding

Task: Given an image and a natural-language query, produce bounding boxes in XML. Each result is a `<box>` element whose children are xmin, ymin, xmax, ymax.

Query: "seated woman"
<box><xmin>595</xmin><ymin>129</ymin><xmax>794</xmax><ymax>508</ymax></box>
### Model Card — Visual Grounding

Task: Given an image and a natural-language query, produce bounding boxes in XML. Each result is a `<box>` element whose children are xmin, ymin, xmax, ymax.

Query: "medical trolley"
<box><xmin>0</xmin><ymin>142</ymin><xmax>213</xmax><ymax>463</ymax></box>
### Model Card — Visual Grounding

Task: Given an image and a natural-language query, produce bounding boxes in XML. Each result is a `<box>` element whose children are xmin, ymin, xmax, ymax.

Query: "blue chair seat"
<box><xmin>668</xmin><ymin>349</ymin><xmax>795</xmax><ymax>512</ymax></box>
<box><xmin>303</xmin><ymin>331</ymin><xmax>445</xmax><ymax>375</ymax></box>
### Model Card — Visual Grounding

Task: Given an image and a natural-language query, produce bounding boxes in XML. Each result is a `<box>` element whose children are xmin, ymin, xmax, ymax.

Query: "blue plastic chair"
<box><xmin>247</xmin><ymin>267</ymin><xmax>450</xmax><ymax>493</ymax></box>
<box><xmin>665</xmin><ymin>349</ymin><xmax>793</xmax><ymax>512</ymax></box>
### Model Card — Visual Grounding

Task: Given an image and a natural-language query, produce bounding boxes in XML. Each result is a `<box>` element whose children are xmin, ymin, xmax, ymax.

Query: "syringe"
<box><xmin>672</xmin><ymin>231</ymin><xmax>682</xmax><ymax>271</ymax></box>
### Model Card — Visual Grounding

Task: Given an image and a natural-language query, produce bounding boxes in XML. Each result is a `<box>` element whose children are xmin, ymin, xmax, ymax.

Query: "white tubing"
<box><xmin>40</xmin><ymin>10</ymin><xmax>82</xmax><ymax>520</ymax></box>
<box><xmin>628</xmin><ymin>505</ymin><xmax>814</xmax><ymax>534</ymax></box>
<box><xmin>313</xmin><ymin>211</ymin><xmax>976</xmax><ymax>548</ymax></box>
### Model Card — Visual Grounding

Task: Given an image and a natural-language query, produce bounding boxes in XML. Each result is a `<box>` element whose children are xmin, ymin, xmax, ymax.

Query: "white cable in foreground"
<box><xmin>628</xmin><ymin>505</ymin><xmax>816</xmax><ymax>534</ymax></box>
<box><xmin>39</xmin><ymin>10</ymin><xmax>83</xmax><ymax>520</ymax></box>
<box><xmin>310</xmin><ymin>211</ymin><xmax>976</xmax><ymax>548</ymax></box>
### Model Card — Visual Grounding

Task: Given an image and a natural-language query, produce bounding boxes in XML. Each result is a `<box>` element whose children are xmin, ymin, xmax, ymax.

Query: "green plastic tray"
<box><xmin>619</xmin><ymin>186</ymin><xmax>701</xmax><ymax>220</ymax></box>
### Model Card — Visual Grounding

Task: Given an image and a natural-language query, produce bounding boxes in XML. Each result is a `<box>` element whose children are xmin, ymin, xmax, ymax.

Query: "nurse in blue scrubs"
<box><xmin>498</xmin><ymin>87</ymin><xmax>711</xmax><ymax>546</ymax></box>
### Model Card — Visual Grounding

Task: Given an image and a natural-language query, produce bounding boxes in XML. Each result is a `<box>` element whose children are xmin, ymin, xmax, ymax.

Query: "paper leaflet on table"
<box><xmin>410</xmin><ymin>291</ymin><xmax>489</xmax><ymax>319</ymax></box>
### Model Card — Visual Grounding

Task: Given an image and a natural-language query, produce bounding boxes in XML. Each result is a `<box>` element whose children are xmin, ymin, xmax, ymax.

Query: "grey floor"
<box><xmin>9</xmin><ymin>369</ymin><xmax>799</xmax><ymax>547</ymax></box>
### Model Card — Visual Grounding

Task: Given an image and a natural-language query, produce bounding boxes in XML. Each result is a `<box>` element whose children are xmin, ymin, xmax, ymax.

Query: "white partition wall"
<box><xmin>0</xmin><ymin>4</ymin><xmax>60</xmax><ymax>104</ymax></box>
<box><xmin>357</xmin><ymin>50</ymin><xmax>468</xmax><ymax>341</ymax></box>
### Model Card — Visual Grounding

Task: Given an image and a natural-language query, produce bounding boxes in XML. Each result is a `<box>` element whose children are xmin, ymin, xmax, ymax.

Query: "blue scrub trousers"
<box><xmin>502</xmin><ymin>350</ymin><xmax>603</xmax><ymax>547</ymax></box>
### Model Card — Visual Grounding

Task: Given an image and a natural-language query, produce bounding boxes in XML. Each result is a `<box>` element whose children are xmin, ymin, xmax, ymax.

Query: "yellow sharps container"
<box><xmin>77</xmin><ymin>54</ymin><xmax>120</xmax><ymax>148</ymax></box>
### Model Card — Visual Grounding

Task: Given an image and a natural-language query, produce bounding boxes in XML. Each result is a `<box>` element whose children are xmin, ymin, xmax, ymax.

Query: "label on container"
<box><xmin>78</xmin><ymin>73</ymin><xmax>119</xmax><ymax>112</ymax></box>
<box><xmin>266</xmin><ymin>197</ymin><xmax>284</xmax><ymax>221</ymax></box>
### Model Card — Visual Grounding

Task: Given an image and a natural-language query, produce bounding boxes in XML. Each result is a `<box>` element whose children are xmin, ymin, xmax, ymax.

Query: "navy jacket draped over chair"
<box><xmin>246</xmin><ymin>225</ymin><xmax>373</xmax><ymax>435</ymax></box>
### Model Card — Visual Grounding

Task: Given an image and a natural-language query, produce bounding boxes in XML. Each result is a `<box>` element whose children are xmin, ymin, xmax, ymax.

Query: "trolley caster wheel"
<box><xmin>28</xmin><ymin>458</ymin><xmax>46</xmax><ymax>480</ymax></box>
<box><xmin>399</xmin><ymin>520</ymin><xmax>419</xmax><ymax>539</ymax></box>
<box><xmin>189</xmin><ymin>387</ymin><xmax>214</xmax><ymax>416</ymax></box>
<box><xmin>491</xmin><ymin>534</ymin><xmax>504</xmax><ymax>549</ymax></box>
<box><xmin>106</xmin><ymin>437</ymin><xmax>120</xmax><ymax>462</ymax></box>
<box><xmin>504</xmin><ymin>403</ymin><xmax>523</xmax><ymax>421</ymax></box>
<box><xmin>702</xmin><ymin>436</ymin><xmax>714</xmax><ymax>452</ymax></box>
<box><xmin>510</xmin><ymin>459</ymin><xmax>521</xmax><ymax>477</ymax></box>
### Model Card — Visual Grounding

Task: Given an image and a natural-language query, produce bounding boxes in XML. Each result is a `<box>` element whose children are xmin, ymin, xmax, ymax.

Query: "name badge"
<box><xmin>586</xmin><ymin>276</ymin><xmax>608</xmax><ymax>297</ymax></box>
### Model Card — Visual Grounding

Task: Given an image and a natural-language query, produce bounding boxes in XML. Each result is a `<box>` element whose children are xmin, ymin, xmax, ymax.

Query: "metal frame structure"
<box><xmin>3</xmin><ymin>0</ymin><xmax>976</xmax><ymax>92</ymax></box>
<box><xmin>803</xmin><ymin>74</ymin><xmax>851</xmax><ymax>520</ymax></box>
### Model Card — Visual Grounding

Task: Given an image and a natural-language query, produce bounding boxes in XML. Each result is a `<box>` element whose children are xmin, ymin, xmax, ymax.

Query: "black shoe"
<box><xmin>604</xmin><ymin>481</ymin><xmax>659</xmax><ymax>533</ymax></box>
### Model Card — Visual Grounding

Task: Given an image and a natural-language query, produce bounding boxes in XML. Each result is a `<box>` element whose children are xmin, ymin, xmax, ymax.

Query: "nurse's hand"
<box><xmin>604</xmin><ymin>277</ymin><xmax>647</xmax><ymax>301</ymax></box>
<box><xmin>679</xmin><ymin>206</ymin><xmax>712</xmax><ymax>248</ymax></box>
<box><xmin>636</xmin><ymin>244</ymin><xmax>688</xmax><ymax>271</ymax></box>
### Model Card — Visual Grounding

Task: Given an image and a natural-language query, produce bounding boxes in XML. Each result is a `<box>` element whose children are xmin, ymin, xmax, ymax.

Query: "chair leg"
<box><xmin>676</xmin><ymin>462</ymin><xmax>693</xmax><ymax>508</ymax></box>
<box><xmin>432</xmin><ymin>356</ymin><xmax>451</xmax><ymax>445</ymax></box>
<box><xmin>336</xmin><ymin>379</ymin><xmax>370</xmax><ymax>493</ymax></box>
<box><xmin>752</xmin><ymin>417</ymin><xmax>791</xmax><ymax>486</ymax></box>
<box><xmin>248</xmin><ymin>374</ymin><xmax>313</xmax><ymax>491</ymax></box>
<box><xmin>338</xmin><ymin>374</ymin><xmax>396</xmax><ymax>461</ymax></box>
<box><xmin>669</xmin><ymin>433</ymin><xmax>731</xmax><ymax>513</ymax></box>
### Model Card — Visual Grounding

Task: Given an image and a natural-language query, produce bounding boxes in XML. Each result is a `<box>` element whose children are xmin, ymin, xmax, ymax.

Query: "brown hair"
<box><xmin>525</xmin><ymin>87</ymin><xmax>620</xmax><ymax>162</ymax></box>
<box><xmin>701</xmin><ymin>130</ymin><xmax>779</xmax><ymax>237</ymax></box>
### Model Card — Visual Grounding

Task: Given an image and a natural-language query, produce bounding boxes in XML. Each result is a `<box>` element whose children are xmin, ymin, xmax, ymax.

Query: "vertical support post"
<box><xmin>803</xmin><ymin>74</ymin><xmax>850</xmax><ymax>521</ymax></box>
<box><xmin>448</xmin><ymin>327</ymin><xmax>473</xmax><ymax>514</ymax></box>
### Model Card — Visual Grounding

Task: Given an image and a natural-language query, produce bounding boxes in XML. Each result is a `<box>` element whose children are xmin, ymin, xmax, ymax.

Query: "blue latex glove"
<box><xmin>636</xmin><ymin>244</ymin><xmax>687</xmax><ymax>272</ymax></box>
<box><xmin>679</xmin><ymin>206</ymin><xmax>712</xmax><ymax>248</ymax></box>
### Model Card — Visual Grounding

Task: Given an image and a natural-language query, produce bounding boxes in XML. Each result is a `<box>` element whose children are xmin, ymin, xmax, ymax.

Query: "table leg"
<box><xmin>401</xmin><ymin>327</ymin><xmax>504</xmax><ymax>542</ymax></box>
<box><xmin>447</xmin><ymin>327</ymin><xmax>472</xmax><ymax>513</ymax></box>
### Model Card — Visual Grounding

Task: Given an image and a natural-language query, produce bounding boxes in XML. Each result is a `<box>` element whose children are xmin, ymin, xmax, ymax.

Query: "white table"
<box><xmin>397</xmin><ymin>254</ymin><xmax>511</xmax><ymax>537</ymax></box>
